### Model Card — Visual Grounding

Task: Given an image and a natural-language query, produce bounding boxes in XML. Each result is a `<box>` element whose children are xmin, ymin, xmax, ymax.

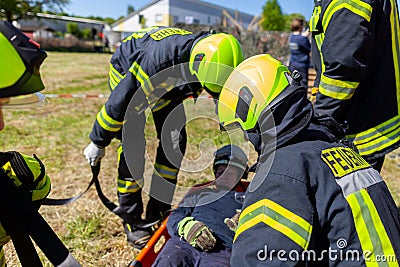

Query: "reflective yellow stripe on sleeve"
<box><xmin>346</xmin><ymin>190</ymin><xmax>398</xmax><ymax>265</ymax></box>
<box><xmin>109</xmin><ymin>75</ymin><xmax>117</xmax><ymax>90</ymax></box>
<box><xmin>309</xmin><ymin>5</ymin><xmax>321</xmax><ymax>32</ymax></box>
<box><xmin>346</xmin><ymin>115</ymin><xmax>400</xmax><ymax>157</ymax></box>
<box><xmin>322</xmin><ymin>0</ymin><xmax>372</xmax><ymax>32</ymax></box>
<box><xmin>109</xmin><ymin>64</ymin><xmax>125</xmax><ymax>91</ymax></box>
<box><xmin>234</xmin><ymin>199</ymin><xmax>312</xmax><ymax>250</ymax></box>
<box><xmin>318</xmin><ymin>0</ymin><xmax>372</xmax><ymax>100</ymax></box>
<box><xmin>319</xmin><ymin>75</ymin><xmax>359</xmax><ymax>100</ymax></box>
<box><xmin>110</xmin><ymin>64</ymin><xmax>125</xmax><ymax>80</ymax></box>
<box><xmin>96</xmin><ymin>105</ymin><xmax>123</xmax><ymax>132</ymax></box>
<box><xmin>129</xmin><ymin>62</ymin><xmax>155</xmax><ymax>98</ymax></box>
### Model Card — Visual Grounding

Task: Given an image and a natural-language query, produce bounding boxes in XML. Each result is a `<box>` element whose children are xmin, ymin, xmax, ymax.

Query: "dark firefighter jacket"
<box><xmin>167</xmin><ymin>187</ymin><xmax>244</xmax><ymax>248</ymax></box>
<box><xmin>311</xmin><ymin>0</ymin><xmax>400</xmax><ymax>161</ymax></box>
<box><xmin>231</xmin><ymin>88</ymin><xmax>400</xmax><ymax>266</ymax></box>
<box><xmin>90</xmin><ymin>26</ymin><xmax>209</xmax><ymax>147</ymax></box>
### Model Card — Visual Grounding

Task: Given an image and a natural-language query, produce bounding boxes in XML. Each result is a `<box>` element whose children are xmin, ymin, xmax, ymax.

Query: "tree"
<box><xmin>261</xmin><ymin>0</ymin><xmax>286</xmax><ymax>31</ymax></box>
<box><xmin>104</xmin><ymin>17</ymin><xmax>116</xmax><ymax>25</ymax></box>
<box><xmin>66</xmin><ymin>22</ymin><xmax>81</xmax><ymax>38</ymax></box>
<box><xmin>0</xmin><ymin>0</ymin><xmax>70</xmax><ymax>22</ymax></box>
<box><xmin>127</xmin><ymin>4</ymin><xmax>135</xmax><ymax>15</ymax></box>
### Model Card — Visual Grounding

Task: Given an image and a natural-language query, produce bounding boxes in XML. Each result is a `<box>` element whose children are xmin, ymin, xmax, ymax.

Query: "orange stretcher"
<box><xmin>129</xmin><ymin>180</ymin><xmax>249</xmax><ymax>267</ymax></box>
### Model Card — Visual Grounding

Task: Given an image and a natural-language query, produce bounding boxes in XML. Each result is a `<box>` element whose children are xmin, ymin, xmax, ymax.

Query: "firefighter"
<box><xmin>0</xmin><ymin>21</ymin><xmax>80</xmax><ymax>266</ymax></box>
<box><xmin>311</xmin><ymin>0</ymin><xmax>400</xmax><ymax>172</ymax></box>
<box><xmin>151</xmin><ymin>144</ymin><xmax>248</xmax><ymax>267</ymax></box>
<box><xmin>217</xmin><ymin>54</ymin><xmax>400</xmax><ymax>266</ymax></box>
<box><xmin>83</xmin><ymin>26</ymin><xmax>243</xmax><ymax>249</ymax></box>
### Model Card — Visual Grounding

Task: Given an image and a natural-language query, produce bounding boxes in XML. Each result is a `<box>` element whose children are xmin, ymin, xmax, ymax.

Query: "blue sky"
<box><xmin>66</xmin><ymin>0</ymin><xmax>315</xmax><ymax>20</ymax></box>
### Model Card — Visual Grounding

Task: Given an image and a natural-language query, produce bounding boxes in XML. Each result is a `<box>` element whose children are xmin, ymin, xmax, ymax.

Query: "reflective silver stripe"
<box><xmin>335</xmin><ymin>168</ymin><xmax>382</xmax><ymax>197</ymax></box>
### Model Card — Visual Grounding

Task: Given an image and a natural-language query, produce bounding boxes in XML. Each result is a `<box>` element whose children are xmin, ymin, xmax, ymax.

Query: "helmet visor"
<box><xmin>214</xmin><ymin>156</ymin><xmax>247</xmax><ymax>172</ymax></box>
<box><xmin>0</xmin><ymin>93</ymin><xmax>47</xmax><ymax>109</ymax></box>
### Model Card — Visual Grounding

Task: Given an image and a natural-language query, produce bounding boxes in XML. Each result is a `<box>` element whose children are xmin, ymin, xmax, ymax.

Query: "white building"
<box><xmin>112</xmin><ymin>0</ymin><xmax>257</xmax><ymax>39</ymax></box>
<box><xmin>14</xmin><ymin>13</ymin><xmax>109</xmax><ymax>39</ymax></box>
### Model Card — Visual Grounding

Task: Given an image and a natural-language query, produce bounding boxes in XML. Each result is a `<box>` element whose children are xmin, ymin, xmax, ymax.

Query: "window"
<box><xmin>173</xmin><ymin>15</ymin><xmax>179</xmax><ymax>23</ymax></box>
<box><xmin>155</xmin><ymin>14</ymin><xmax>163</xmax><ymax>22</ymax></box>
<box><xmin>207</xmin><ymin>16</ymin><xmax>211</xmax><ymax>24</ymax></box>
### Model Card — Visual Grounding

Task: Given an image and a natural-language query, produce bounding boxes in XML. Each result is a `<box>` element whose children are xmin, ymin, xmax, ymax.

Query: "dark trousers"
<box><xmin>118</xmin><ymin>100</ymin><xmax>187</xmax><ymax>221</ymax></box>
<box><xmin>152</xmin><ymin>236</ymin><xmax>231</xmax><ymax>267</ymax></box>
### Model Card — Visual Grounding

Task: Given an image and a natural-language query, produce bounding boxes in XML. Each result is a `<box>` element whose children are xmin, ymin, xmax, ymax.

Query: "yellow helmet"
<box><xmin>0</xmin><ymin>21</ymin><xmax>47</xmax><ymax>108</ymax></box>
<box><xmin>189</xmin><ymin>33</ymin><xmax>244</xmax><ymax>96</ymax></box>
<box><xmin>218</xmin><ymin>54</ymin><xmax>295</xmax><ymax>131</ymax></box>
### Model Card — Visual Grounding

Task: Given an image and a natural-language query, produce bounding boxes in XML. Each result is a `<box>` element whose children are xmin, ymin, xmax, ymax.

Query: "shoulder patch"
<box><xmin>123</xmin><ymin>26</ymin><xmax>159</xmax><ymax>42</ymax></box>
<box><xmin>321</xmin><ymin>147</ymin><xmax>370</xmax><ymax>178</ymax></box>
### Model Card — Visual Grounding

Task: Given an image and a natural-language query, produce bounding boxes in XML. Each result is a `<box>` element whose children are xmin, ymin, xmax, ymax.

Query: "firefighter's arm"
<box><xmin>166</xmin><ymin>193</ymin><xmax>198</xmax><ymax>236</ymax></box>
<box><xmin>89</xmin><ymin>71</ymin><xmax>139</xmax><ymax>147</ymax></box>
<box><xmin>314</xmin><ymin>3</ymin><xmax>374</xmax><ymax>119</ymax></box>
<box><xmin>231</xmin><ymin>173</ymin><xmax>314</xmax><ymax>266</ymax></box>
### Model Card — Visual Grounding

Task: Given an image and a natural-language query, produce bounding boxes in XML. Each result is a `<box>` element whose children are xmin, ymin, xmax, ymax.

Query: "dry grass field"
<box><xmin>1</xmin><ymin>52</ymin><xmax>399</xmax><ymax>266</ymax></box>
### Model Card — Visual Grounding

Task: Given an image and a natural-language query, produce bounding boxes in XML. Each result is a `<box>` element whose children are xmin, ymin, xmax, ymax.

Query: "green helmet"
<box><xmin>189</xmin><ymin>33</ymin><xmax>244</xmax><ymax>96</ymax></box>
<box><xmin>213</xmin><ymin>144</ymin><xmax>249</xmax><ymax>179</ymax></box>
<box><xmin>218</xmin><ymin>54</ymin><xmax>293</xmax><ymax>131</ymax></box>
<box><xmin>0</xmin><ymin>21</ymin><xmax>47</xmax><ymax>108</ymax></box>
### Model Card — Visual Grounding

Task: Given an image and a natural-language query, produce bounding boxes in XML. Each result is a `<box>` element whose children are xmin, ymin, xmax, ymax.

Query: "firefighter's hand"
<box><xmin>84</xmin><ymin>142</ymin><xmax>105</xmax><ymax>166</ymax></box>
<box><xmin>224</xmin><ymin>209</ymin><xmax>241</xmax><ymax>232</ymax></box>
<box><xmin>178</xmin><ymin>217</ymin><xmax>216</xmax><ymax>251</ymax></box>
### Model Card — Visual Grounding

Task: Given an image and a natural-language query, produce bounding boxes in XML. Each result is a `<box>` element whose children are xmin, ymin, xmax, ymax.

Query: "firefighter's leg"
<box><xmin>118</xmin><ymin>144</ymin><xmax>144</xmax><ymax>218</ymax></box>
<box><xmin>199</xmin><ymin>246</ymin><xmax>232</xmax><ymax>266</ymax></box>
<box><xmin>152</xmin><ymin>236</ymin><xmax>197</xmax><ymax>266</ymax></box>
<box><xmin>117</xmin><ymin>110</ymin><xmax>151</xmax><ymax>249</ymax></box>
<box><xmin>118</xmin><ymin>145</ymin><xmax>151</xmax><ymax>249</ymax></box>
<box><xmin>146</xmin><ymin>100</ymin><xmax>187</xmax><ymax>222</ymax></box>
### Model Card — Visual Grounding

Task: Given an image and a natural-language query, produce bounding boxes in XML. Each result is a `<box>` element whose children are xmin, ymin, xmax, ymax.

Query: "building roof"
<box><xmin>183</xmin><ymin>0</ymin><xmax>256</xmax><ymax>17</ymax></box>
<box><xmin>111</xmin><ymin>0</ymin><xmax>255</xmax><ymax>28</ymax></box>
<box><xmin>111</xmin><ymin>0</ymin><xmax>162</xmax><ymax>27</ymax></box>
<box><xmin>37</xmin><ymin>13</ymin><xmax>107</xmax><ymax>25</ymax></box>
<box><xmin>16</xmin><ymin>13</ymin><xmax>108</xmax><ymax>33</ymax></box>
